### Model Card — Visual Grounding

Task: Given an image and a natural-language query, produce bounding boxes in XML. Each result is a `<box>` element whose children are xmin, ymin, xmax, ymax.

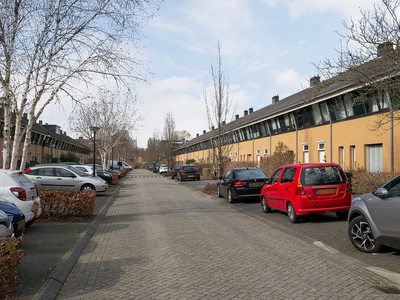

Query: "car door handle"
<box><xmin>285</xmin><ymin>188</ymin><xmax>288</xmax><ymax>190</ymax></box>
<box><xmin>273</xmin><ymin>189</ymin><xmax>276</xmax><ymax>191</ymax></box>
<box><xmin>57</xmin><ymin>178</ymin><xmax>63</xmax><ymax>180</ymax></box>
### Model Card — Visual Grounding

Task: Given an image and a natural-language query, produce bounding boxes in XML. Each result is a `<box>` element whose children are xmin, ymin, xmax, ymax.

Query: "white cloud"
<box><xmin>275</xmin><ymin>68</ymin><xmax>307</xmax><ymax>89</ymax></box>
<box><xmin>149</xmin><ymin>17</ymin><xmax>193</xmax><ymax>35</ymax></box>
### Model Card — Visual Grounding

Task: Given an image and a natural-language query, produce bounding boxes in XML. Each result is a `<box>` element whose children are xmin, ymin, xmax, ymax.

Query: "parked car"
<box><xmin>159</xmin><ymin>164</ymin><xmax>168</xmax><ymax>174</ymax></box>
<box><xmin>70</xmin><ymin>164</ymin><xmax>96</xmax><ymax>176</ymax></box>
<box><xmin>0</xmin><ymin>201</ymin><xmax>25</xmax><ymax>238</ymax></box>
<box><xmin>348</xmin><ymin>174</ymin><xmax>400</xmax><ymax>253</ymax></box>
<box><xmin>148</xmin><ymin>165</ymin><xmax>153</xmax><ymax>171</ymax></box>
<box><xmin>0</xmin><ymin>169</ymin><xmax>41</xmax><ymax>227</ymax></box>
<box><xmin>24</xmin><ymin>164</ymin><xmax>108</xmax><ymax>192</ymax></box>
<box><xmin>171</xmin><ymin>165</ymin><xmax>182</xmax><ymax>179</ymax></box>
<box><xmin>177</xmin><ymin>165</ymin><xmax>200</xmax><ymax>181</ymax></box>
<box><xmin>0</xmin><ymin>210</ymin><xmax>14</xmax><ymax>237</ymax></box>
<box><xmin>218</xmin><ymin>168</ymin><xmax>269</xmax><ymax>203</ymax></box>
<box><xmin>260</xmin><ymin>163</ymin><xmax>351</xmax><ymax>223</ymax></box>
<box><xmin>105</xmin><ymin>167</ymin><xmax>122</xmax><ymax>179</ymax></box>
<box><xmin>153</xmin><ymin>161</ymin><xmax>163</xmax><ymax>173</ymax></box>
<box><xmin>86</xmin><ymin>165</ymin><xmax>113</xmax><ymax>183</ymax></box>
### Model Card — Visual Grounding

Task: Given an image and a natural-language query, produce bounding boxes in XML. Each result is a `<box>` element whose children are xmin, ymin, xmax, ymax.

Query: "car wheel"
<box><xmin>336</xmin><ymin>210</ymin><xmax>348</xmax><ymax>220</ymax></box>
<box><xmin>228</xmin><ymin>189</ymin><xmax>235</xmax><ymax>203</ymax></box>
<box><xmin>261</xmin><ymin>196</ymin><xmax>271</xmax><ymax>213</ymax></box>
<box><xmin>25</xmin><ymin>219</ymin><xmax>35</xmax><ymax>228</ymax></box>
<box><xmin>81</xmin><ymin>184</ymin><xmax>95</xmax><ymax>191</ymax></box>
<box><xmin>348</xmin><ymin>216</ymin><xmax>382</xmax><ymax>253</ymax></box>
<box><xmin>218</xmin><ymin>186</ymin><xmax>223</xmax><ymax>198</ymax></box>
<box><xmin>287</xmin><ymin>202</ymin><xmax>300</xmax><ymax>223</ymax></box>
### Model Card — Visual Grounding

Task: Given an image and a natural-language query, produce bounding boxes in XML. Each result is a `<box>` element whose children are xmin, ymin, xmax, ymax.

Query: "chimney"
<box><xmin>377</xmin><ymin>42</ymin><xmax>394</xmax><ymax>57</ymax></box>
<box><xmin>222</xmin><ymin>121</ymin><xmax>225</xmax><ymax>125</ymax></box>
<box><xmin>249</xmin><ymin>107</ymin><xmax>253</xmax><ymax>113</ymax></box>
<box><xmin>211</xmin><ymin>126</ymin><xmax>215</xmax><ymax>130</ymax></box>
<box><xmin>203</xmin><ymin>130</ymin><xmax>206</xmax><ymax>134</ymax></box>
<box><xmin>272</xmin><ymin>95</ymin><xmax>279</xmax><ymax>104</ymax></box>
<box><xmin>235</xmin><ymin>114</ymin><xmax>239</xmax><ymax>120</ymax></box>
<box><xmin>23</xmin><ymin>113</ymin><xmax>27</xmax><ymax>120</ymax></box>
<box><xmin>244</xmin><ymin>110</ymin><xmax>248</xmax><ymax>116</ymax></box>
<box><xmin>196</xmin><ymin>133</ymin><xmax>199</xmax><ymax>137</ymax></box>
<box><xmin>79</xmin><ymin>136</ymin><xmax>83</xmax><ymax>140</ymax></box>
<box><xmin>310</xmin><ymin>75</ymin><xmax>320</xmax><ymax>87</ymax></box>
<box><xmin>39</xmin><ymin>120</ymin><xmax>42</xmax><ymax>125</ymax></box>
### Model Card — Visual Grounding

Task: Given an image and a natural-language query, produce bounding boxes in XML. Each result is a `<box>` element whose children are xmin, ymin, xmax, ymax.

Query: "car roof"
<box><xmin>277</xmin><ymin>163</ymin><xmax>341</xmax><ymax>168</ymax></box>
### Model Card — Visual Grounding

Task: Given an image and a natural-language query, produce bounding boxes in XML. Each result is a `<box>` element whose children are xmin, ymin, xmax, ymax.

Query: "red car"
<box><xmin>260</xmin><ymin>163</ymin><xmax>351</xmax><ymax>223</ymax></box>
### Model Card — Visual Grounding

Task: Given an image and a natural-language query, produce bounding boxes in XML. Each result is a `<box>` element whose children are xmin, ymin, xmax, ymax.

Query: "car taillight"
<box><xmin>234</xmin><ymin>182</ymin><xmax>247</xmax><ymax>187</ymax></box>
<box><xmin>34</xmin><ymin>185</ymin><xmax>39</xmax><ymax>196</ymax></box>
<box><xmin>295</xmin><ymin>182</ymin><xmax>305</xmax><ymax>195</ymax></box>
<box><xmin>194</xmin><ymin>168</ymin><xmax>199</xmax><ymax>172</ymax></box>
<box><xmin>10</xmin><ymin>187</ymin><xmax>27</xmax><ymax>201</ymax></box>
<box><xmin>345</xmin><ymin>178</ymin><xmax>350</xmax><ymax>192</ymax></box>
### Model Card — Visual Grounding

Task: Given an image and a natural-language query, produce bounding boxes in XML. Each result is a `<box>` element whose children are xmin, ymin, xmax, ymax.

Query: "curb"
<box><xmin>32</xmin><ymin>180</ymin><xmax>124</xmax><ymax>300</ymax></box>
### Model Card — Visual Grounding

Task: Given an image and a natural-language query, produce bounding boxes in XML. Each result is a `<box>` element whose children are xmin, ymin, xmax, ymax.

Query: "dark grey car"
<box><xmin>348</xmin><ymin>175</ymin><xmax>400</xmax><ymax>252</ymax></box>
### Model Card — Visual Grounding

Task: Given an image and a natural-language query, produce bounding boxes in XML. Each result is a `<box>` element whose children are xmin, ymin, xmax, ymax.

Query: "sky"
<box><xmin>42</xmin><ymin>0</ymin><xmax>379</xmax><ymax>148</ymax></box>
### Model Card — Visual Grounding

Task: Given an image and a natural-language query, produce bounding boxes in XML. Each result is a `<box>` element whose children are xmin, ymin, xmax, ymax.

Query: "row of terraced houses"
<box><xmin>174</xmin><ymin>47</ymin><xmax>400</xmax><ymax>173</ymax></box>
<box><xmin>0</xmin><ymin>112</ymin><xmax>90</xmax><ymax>168</ymax></box>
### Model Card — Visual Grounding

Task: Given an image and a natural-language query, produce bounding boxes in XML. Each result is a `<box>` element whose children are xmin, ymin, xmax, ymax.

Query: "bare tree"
<box><xmin>203</xmin><ymin>42</ymin><xmax>236</xmax><ymax>176</ymax></box>
<box><xmin>69</xmin><ymin>88</ymin><xmax>140</xmax><ymax>169</ymax></box>
<box><xmin>146</xmin><ymin>131</ymin><xmax>161</xmax><ymax>164</ymax></box>
<box><xmin>313</xmin><ymin>0</ymin><xmax>400</xmax><ymax>130</ymax></box>
<box><xmin>0</xmin><ymin>0</ymin><xmax>160</xmax><ymax>170</ymax></box>
<box><xmin>161</xmin><ymin>112</ymin><xmax>177</xmax><ymax>169</ymax></box>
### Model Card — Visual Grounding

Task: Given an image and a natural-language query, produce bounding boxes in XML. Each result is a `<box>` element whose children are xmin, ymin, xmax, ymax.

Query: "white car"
<box><xmin>70</xmin><ymin>164</ymin><xmax>96</xmax><ymax>176</ymax></box>
<box><xmin>0</xmin><ymin>169</ymin><xmax>41</xmax><ymax>227</ymax></box>
<box><xmin>159</xmin><ymin>164</ymin><xmax>168</xmax><ymax>174</ymax></box>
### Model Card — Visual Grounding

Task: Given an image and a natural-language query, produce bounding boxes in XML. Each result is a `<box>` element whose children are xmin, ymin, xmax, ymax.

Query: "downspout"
<box><xmin>292</xmin><ymin>114</ymin><xmax>298</xmax><ymax>164</ymax></box>
<box><xmin>325</xmin><ymin>102</ymin><xmax>332</xmax><ymax>163</ymax></box>
<box><xmin>388</xmin><ymin>92</ymin><xmax>394</xmax><ymax>172</ymax></box>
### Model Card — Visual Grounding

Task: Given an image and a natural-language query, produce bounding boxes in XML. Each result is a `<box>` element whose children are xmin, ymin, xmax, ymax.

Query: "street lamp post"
<box><xmin>90</xmin><ymin>126</ymin><xmax>100</xmax><ymax>178</ymax></box>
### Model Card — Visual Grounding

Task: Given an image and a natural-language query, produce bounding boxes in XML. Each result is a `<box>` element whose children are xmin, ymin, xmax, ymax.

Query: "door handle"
<box><xmin>285</xmin><ymin>188</ymin><xmax>288</xmax><ymax>190</ymax></box>
<box><xmin>57</xmin><ymin>178</ymin><xmax>62</xmax><ymax>180</ymax></box>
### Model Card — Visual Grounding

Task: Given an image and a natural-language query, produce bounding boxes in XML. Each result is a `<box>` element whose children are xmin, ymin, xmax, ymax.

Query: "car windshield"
<box><xmin>300</xmin><ymin>166</ymin><xmax>346</xmax><ymax>186</ymax></box>
<box><xmin>235</xmin><ymin>169</ymin><xmax>266</xmax><ymax>179</ymax></box>
<box><xmin>68</xmin><ymin>167</ymin><xmax>86</xmax><ymax>177</ymax></box>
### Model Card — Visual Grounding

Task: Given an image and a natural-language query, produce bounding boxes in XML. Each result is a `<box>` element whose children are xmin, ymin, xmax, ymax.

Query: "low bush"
<box><xmin>350</xmin><ymin>168</ymin><xmax>396</xmax><ymax>196</ymax></box>
<box><xmin>0</xmin><ymin>236</ymin><xmax>24</xmax><ymax>299</ymax></box>
<box><xmin>39</xmin><ymin>189</ymin><xmax>96</xmax><ymax>221</ymax></box>
<box><xmin>111</xmin><ymin>173</ymin><xmax>119</xmax><ymax>185</ymax></box>
<box><xmin>202</xmin><ymin>183</ymin><xmax>218</xmax><ymax>195</ymax></box>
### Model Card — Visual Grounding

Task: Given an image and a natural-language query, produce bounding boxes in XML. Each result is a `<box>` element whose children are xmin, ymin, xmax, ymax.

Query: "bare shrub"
<box><xmin>202</xmin><ymin>183</ymin><xmax>218</xmax><ymax>195</ymax></box>
<box><xmin>259</xmin><ymin>141</ymin><xmax>295</xmax><ymax>177</ymax></box>
<box><xmin>351</xmin><ymin>168</ymin><xmax>396</xmax><ymax>196</ymax></box>
<box><xmin>0</xmin><ymin>236</ymin><xmax>24</xmax><ymax>299</ymax></box>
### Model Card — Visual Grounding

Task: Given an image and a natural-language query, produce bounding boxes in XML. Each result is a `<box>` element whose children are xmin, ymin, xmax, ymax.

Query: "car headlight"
<box><xmin>0</xmin><ymin>211</ymin><xmax>10</xmax><ymax>228</ymax></box>
<box><xmin>351</xmin><ymin>197</ymin><xmax>361</xmax><ymax>203</ymax></box>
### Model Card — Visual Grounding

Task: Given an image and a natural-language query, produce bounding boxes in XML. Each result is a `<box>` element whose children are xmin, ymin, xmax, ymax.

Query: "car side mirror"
<box><xmin>218</xmin><ymin>176</ymin><xmax>223</xmax><ymax>180</ymax></box>
<box><xmin>375</xmin><ymin>188</ymin><xmax>388</xmax><ymax>198</ymax></box>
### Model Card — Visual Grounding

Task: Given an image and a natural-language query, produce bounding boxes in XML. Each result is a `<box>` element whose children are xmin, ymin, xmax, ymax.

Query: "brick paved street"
<box><xmin>56</xmin><ymin>170</ymin><xmax>400</xmax><ymax>299</ymax></box>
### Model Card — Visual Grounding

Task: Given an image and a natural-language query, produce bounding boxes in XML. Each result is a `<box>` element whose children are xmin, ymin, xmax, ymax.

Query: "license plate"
<box><xmin>31</xmin><ymin>204</ymin><xmax>39</xmax><ymax>212</ymax></box>
<box><xmin>316</xmin><ymin>188</ymin><xmax>336</xmax><ymax>195</ymax></box>
<box><xmin>18</xmin><ymin>220</ymin><xmax>26</xmax><ymax>230</ymax></box>
<box><xmin>188</xmin><ymin>175</ymin><xmax>194</xmax><ymax>177</ymax></box>
<box><xmin>250</xmin><ymin>182</ymin><xmax>262</xmax><ymax>187</ymax></box>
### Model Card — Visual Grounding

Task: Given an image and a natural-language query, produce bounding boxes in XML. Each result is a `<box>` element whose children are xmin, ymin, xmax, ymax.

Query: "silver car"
<box><xmin>348</xmin><ymin>175</ymin><xmax>400</xmax><ymax>252</ymax></box>
<box><xmin>24</xmin><ymin>164</ymin><xmax>108</xmax><ymax>192</ymax></box>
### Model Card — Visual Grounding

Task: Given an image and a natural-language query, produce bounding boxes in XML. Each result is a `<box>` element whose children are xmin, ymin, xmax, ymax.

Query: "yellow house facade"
<box><xmin>175</xmin><ymin>74</ymin><xmax>398</xmax><ymax>173</ymax></box>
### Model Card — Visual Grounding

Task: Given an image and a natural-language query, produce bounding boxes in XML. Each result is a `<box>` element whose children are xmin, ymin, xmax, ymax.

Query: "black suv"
<box><xmin>177</xmin><ymin>165</ymin><xmax>200</xmax><ymax>181</ymax></box>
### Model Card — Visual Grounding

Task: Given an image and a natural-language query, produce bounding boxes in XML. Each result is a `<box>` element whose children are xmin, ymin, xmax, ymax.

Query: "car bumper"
<box><xmin>297</xmin><ymin>205</ymin><xmax>350</xmax><ymax>215</ymax></box>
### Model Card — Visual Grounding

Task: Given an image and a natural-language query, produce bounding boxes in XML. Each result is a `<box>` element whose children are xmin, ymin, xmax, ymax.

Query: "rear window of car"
<box><xmin>235</xmin><ymin>169</ymin><xmax>266</xmax><ymax>179</ymax></box>
<box><xmin>161</xmin><ymin>164</ymin><xmax>167</xmax><ymax>167</ymax></box>
<box><xmin>300</xmin><ymin>166</ymin><xmax>346</xmax><ymax>186</ymax></box>
<box><xmin>182</xmin><ymin>165</ymin><xmax>197</xmax><ymax>170</ymax></box>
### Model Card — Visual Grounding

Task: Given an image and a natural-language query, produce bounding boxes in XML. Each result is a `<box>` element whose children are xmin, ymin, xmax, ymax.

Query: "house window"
<box><xmin>256</xmin><ymin>149</ymin><xmax>260</xmax><ymax>156</ymax></box>
<box><xmin>317</xmin><ymin>141</ymin><xmax>325</xmax><ymax>151</ymax></box>
<box><xmin>263</xmin><ymin>148</ymin><xmax>268</xmax><ymax>157</ymax></box>
<box><xmin>350</xmin><ymin>146</ymin><xmax>356</xmax><ymax>170</ymax></box>
<box><xmin>302</xmin><ymin>143</ymin><xmax>309</xmax><ymax>163</ymax></box>
<box><xmin>339</xmin><ymin>147</ymin><xmax>344</xmax><ymax>168</ymax></box>
<box><xmin>367</xmin><ymin>144</ymin><xmax>382</xmax><ymax>172</ymax></box>
<box><xmin>247</xmin><ymin>154</ymin><xmax>252</xmax><ymax>161</ymax></box>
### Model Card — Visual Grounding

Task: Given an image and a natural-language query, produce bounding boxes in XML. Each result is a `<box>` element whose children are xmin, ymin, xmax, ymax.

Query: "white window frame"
<box><xmin>317</xmin><ymin>140</ymin><xmax>325</xmax><ymax>151</ymax></box>
<box><xmin>256</xmin><ymin>149</ymin><xmax>260</xmax><ymax>156</ymax></box>
<box><xmin>302</xmin><ymin>142</ymin><xmax>309</xmax><ymax>152</ymax></box>
<box><xmin>263</xmin><ymin>148</ymin><xmax>268</xmax><ymax>157</ymax></box>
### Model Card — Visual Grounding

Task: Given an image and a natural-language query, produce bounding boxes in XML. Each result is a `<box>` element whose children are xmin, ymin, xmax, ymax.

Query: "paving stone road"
<box><xmin>56</xmin><ymin>169</ymin><xmax>400</xmax><ymax>299</ymax></box>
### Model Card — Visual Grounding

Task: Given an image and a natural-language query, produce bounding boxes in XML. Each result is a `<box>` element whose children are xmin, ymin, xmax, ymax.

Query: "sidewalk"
<box><xmin>13</xmin><ymin>180</ymin><xmax>124</xmax><ymax>300</ymax></box>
